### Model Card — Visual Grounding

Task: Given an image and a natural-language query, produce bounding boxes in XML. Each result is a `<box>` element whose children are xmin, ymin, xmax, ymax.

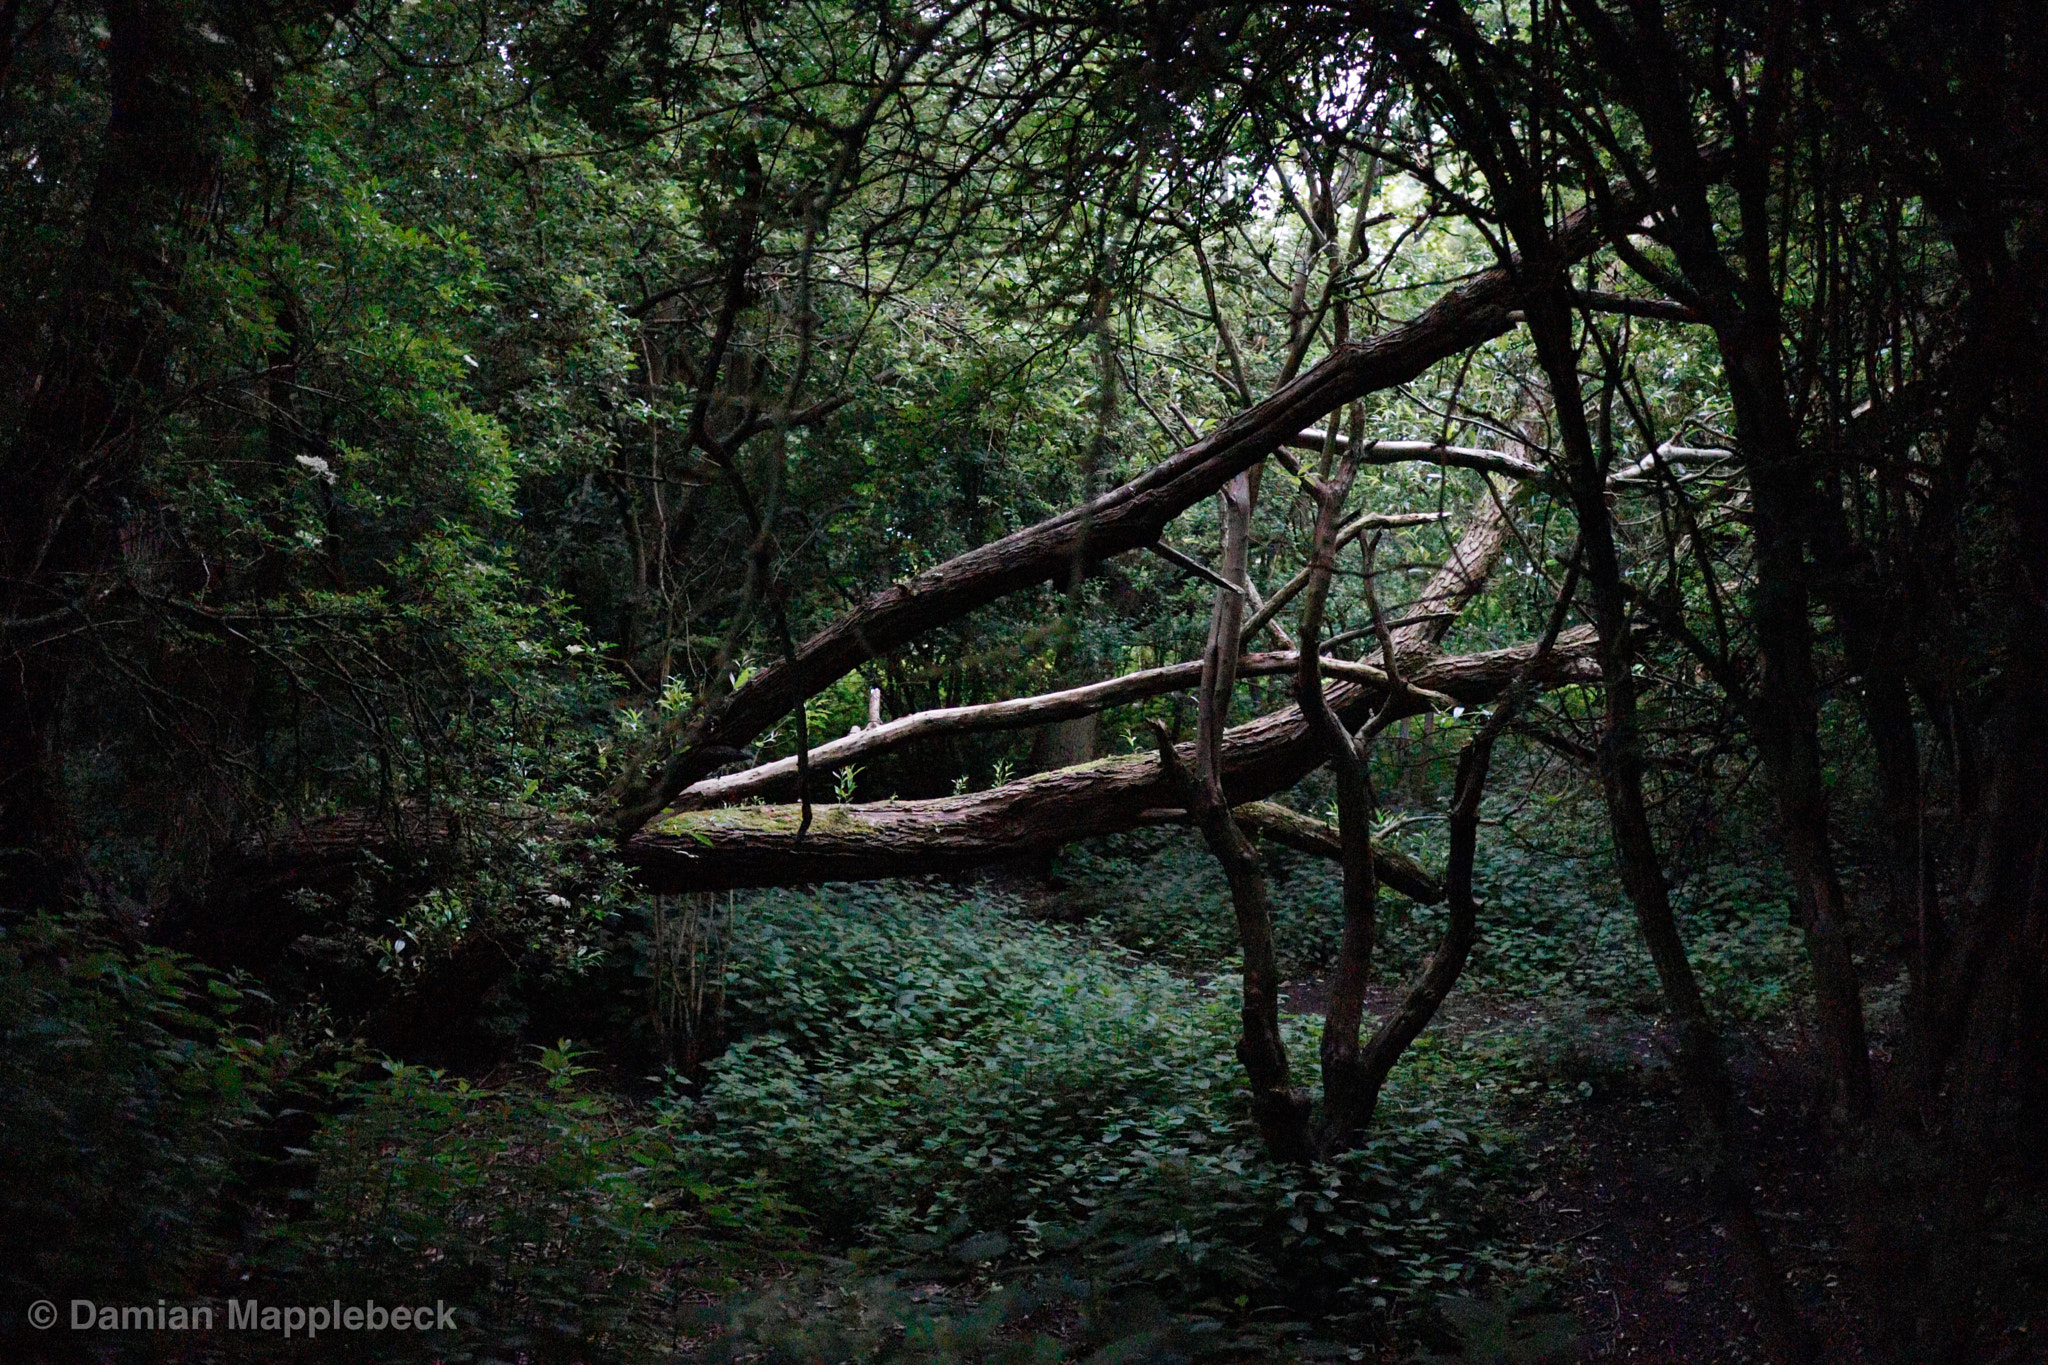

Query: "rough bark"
<box><xmin>203</xmin><ymin>634</ymin><xmax>1584</xmax><ymax>907</ymax></box>
<box><xmin>627</xmin><ymin>632</ymin><xmax>1595</xmax><ymax>889</ymax></box>
<box><xmin>1391</xmin><ymin>482</ymin><xmax>1531</xmax><ymax>653</ymax></box>
<box><xmin>1237</xmin><ymin>508</ymin><xmax>1450</xmax><ymax>646</ymax></box>
<box><xmin>676</xmin><ymin>652</ymin><xmax>1383</xmax><ymax>810</ymax></box>
<box><xmin>1292</xmin><ymin>441</ymin><xmax>1385</xmax><ymax>1153</ymax></box>
<box><xmin>674</xmin><ymin>650</ymin><xmax>1452</xmax><ymax>810</ymax></box>
<box><xmin>678</xmin><ymin>478</ymin><xmax>1537</xmax><ymax>816</ymax></box>
<box><xmin>631</xmin><ymin>480</ymin><xmax>1578</xmax><ymax>887</ymax></box>
<box><xmin>615</xmin><ymin>201</ymin><xmax>1623</xmax><ymax>834</ymax></box>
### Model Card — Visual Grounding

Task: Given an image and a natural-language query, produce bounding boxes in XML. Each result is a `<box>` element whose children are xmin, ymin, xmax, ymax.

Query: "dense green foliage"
<box><xmin>0</xmin><ymin>917</ymin><xmax>285</xmax><ymax>1312</ymax></box>
<box><xmin>689</xmin><ymin>885</ymin><xmax>1515</xmax><ymax>1309</ymax></box>
<box><xmin>8</xmin><ymin>817</ymin><xmax>1809</xmax><ymax>1361</ymax></box>
<box><xmin>1063</xmin><ymin>810</ymin><xmax>1805</xmax><ymax>1022</ymax></box>
<box><xmin>5</xmin><ymin>0</ymin><xmax>2046</xmax><ymax>1360</ymax></box>
<box><xmin>240</xmin><ymin>1046</ymin><xmax>797</xmax><ymax>1363</ymax></box>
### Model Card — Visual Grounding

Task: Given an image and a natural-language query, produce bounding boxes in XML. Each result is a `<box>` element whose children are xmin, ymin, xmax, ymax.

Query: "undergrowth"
<box><xmin>0</xmin><ymin>779</ymin><xmax>1813</xmax><ymax>1364</ymax></box>
<box><xmin>1054</xmin><ymin>830</ymin><xmax>1346</xmax><ymax>977</ymax></box>
<box><xmin>0</xmin><ymin>914</ymin><xmax>289</xmax><ymax>1323</ymax></box>
<box><xmin>237</xmin><ymin>1045</ymin><xmax>803</xmax><ymax>1363</ymax></box>
<box><xmin>679</xmin><ymin>883</ymin><xmax>1524</xmax><ymax>1342</ymax></box>
<box><xmin>1057</xmin><ymin>811</ymin><xmax>1808</xmax><ymax>1022</ymax></box>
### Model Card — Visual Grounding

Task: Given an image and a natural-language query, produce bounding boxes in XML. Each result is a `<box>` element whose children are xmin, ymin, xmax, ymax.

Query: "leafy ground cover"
<box><xmin>681</xmin><ymin>883</ymin><xmax>1525</xmax><ymax>1354</ymax></box>
<box><xmin>1053</xmin><ymin>805</ymin><xmax>1809</xmax><ymax>1023</ymax></box>
<box><xmin>0</xmin><ymin>798</ymin><xmax>1902</xmax><ymax>1365</ymax></box>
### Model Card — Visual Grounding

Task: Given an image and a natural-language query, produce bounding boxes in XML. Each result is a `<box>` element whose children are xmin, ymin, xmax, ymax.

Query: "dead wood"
<box><xmin>1232</xmin><ymin>801</ymin><xmax>1442</xmax><ymax>904</ymax></box>
<box><xmin>624</xmin><ymin>631</ymin><xmax>1595</xmax><ymax>889</ymax></box>
<box><xmin>615</xmin><ymin>202</ymin><xmax>1620</xmax><ymax>834</ymax></box>
<box><xmin>673</xmin><ymin>651</ymin><xmax>1430</xmax><ymax>810</ymax></box>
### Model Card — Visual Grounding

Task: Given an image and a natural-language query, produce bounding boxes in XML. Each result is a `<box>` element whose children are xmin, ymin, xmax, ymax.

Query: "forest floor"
<box><xmin>991</xmin><ymin>853</ymin><xmax>2046</xmax><ymax>1365</ymax></box>
<box><xmin>1018</xmin><ymin>869</ymin><xmax>1865</xmax><ymax>1362</ymax></box>
<box><xmin>1490</xmin><ymin>1027</ymin><xmax>1860</xmax><ymax>1365</ymax></box>
<box><xmin>1284</xmin><ymin>964</ymin><xmax>1871</xmax><ymax>1364</ymax></box>
<box><xmin>1282</xmin><ymin>971</ymin><xmax>2043</xmax><ymax>1365</ymax></box>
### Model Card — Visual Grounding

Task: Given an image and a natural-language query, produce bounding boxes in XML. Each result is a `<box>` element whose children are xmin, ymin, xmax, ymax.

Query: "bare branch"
<box><xmin>615</xmin><ymin>197</ymin><xmax>1629</xmax><ymax>835</ymax></box>
<box><xmin>1286</xmin><ymin>431</ymin><xmax>1548</xmax><ymax>482</ymax></box>
<box><xmin>627</xmin><ymin>631</ymin><xmax>1596</xmax><ymax>888</ymax></box>
<box><xmin>1237</xmin><ymin>511</ymin><xmax>1451</xmax><ymax>646</ymax></box>
<box><xmin>1233</xmin><ymin>801</ymin><xmax>1442</xmax><ymax>903</ymax></box>
<box><xmin>1146</xmin><ymin>540</ymin><xmax>1245</xmax><ymax>596</ymax></box>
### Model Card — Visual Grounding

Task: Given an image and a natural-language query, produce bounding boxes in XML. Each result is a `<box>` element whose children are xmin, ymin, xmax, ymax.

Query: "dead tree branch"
<box><xmin>614</xmin><ymin>200</ymin><xmax>1625</xmax><ymax>835</ymax></box>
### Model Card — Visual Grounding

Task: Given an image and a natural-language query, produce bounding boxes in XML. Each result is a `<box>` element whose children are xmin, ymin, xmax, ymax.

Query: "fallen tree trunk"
<box><xmin>682</xmin><ymin>480</ymin><xmax>1535</xmax><ymax>810</ymax></box>
<box><xmin>623</xmin><ymin>631</ymin><xmax>1596</xmax><ymax>889</ymax></box>
<box><xmin>672</xmin><ymin>651</ymin><xmax>1439</xmax><ymax>810</ymax></box>
<box><xmin>200</xmin><ymin>639</ymin><xmax>1582</xmax><ymax>913</ymax></box>
<box><xmin>618</xmin><ymin>204</ymin><xmax>1619</xmax><ymax>831</ymax></box>
<box><xmin>218</xmin><ymin>483</ymin><xmax>1567</xmax><ymax>904</ymax></box>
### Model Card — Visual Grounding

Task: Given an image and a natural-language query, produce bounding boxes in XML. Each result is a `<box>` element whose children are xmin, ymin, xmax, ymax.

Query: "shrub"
<box><xmin>0</xmin><ymin>914</ymin><xmax>288</xmax><ymax>1357</ymax></box>
<box><xmin>1048</xmin><ymin>814</ymin><xmax>1807</xmax><ymax>1027</ymax></box>
<box><xmin>0</xmin><ymin>917</ymin><xmax>282</xmax><ymax>1295</ymax></box>
<box><xmin>678</xmin><ymin>884</ymin><xmax>1517</xmax><ymax>1324</ymax></box>
<box><xmin>242</xmin><ymin>1043</ymin><xmax>801</xmax><ymax>1363</ymax></box>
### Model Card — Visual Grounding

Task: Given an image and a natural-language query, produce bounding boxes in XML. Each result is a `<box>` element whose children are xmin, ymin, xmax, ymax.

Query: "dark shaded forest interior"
<box><xmin>2</xmin><ymin>1</ymin><xmax>2045</xmax><ymax>1361</ymax></box>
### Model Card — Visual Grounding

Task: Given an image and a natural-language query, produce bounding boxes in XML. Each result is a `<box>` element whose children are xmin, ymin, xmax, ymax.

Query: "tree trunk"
<box><xmin>628</xmin><ymin>633</ymin><xmax>1595</xmax><ymax>889</ymax></box>
<box><xmin>1519</xmin><ymin>280</ymin><xmax>1813</xmax><ymax>1364</ymax></box>
<box><xmin>615</xmin><ymin>201</ymin><xmax>1625</xmax><ymax>833</ymax></box>
<box><xmin>0</xmin><ymin>0</ymin><xmax>255</xmax><ymax>905</ymax></box>
<box><xmin>1176</xmin><ymin>473</ymin><xmax>1314</xmax><ymax>1162</ymax></box>
<box><xmin>1291</xmin><ymin>440</ymin><xmax>1385</xmax><ymax>1152</ymax></box>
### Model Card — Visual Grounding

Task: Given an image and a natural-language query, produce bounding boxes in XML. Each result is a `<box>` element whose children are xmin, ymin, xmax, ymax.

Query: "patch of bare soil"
<box><xmin>1281</xmin><ymin>976</ymin><xmax>1883</xmax><ymax>1363</ymax></box>
<box><xmin>1502</xmin><ymin>1034</ymin><xmax>1870</xmax><ymax>1364</ymax></box>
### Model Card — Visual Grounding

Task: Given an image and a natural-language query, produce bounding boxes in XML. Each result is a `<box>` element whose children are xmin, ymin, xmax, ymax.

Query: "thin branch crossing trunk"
<box><xmin>614</xmin><ymin>202</ymin><xmax>1625</xmax><ymax>835</ymax></box>
<box><xmin>1163</xmin><ymin>471</ymin><xmax>1313</xmax><ymax>1163</ymax></box>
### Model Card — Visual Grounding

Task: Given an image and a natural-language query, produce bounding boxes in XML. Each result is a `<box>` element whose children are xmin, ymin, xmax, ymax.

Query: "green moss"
<box><xmin>657</xmin><ymin>805</ymin><xmax>801</xmax><ymax>837</ymax></box>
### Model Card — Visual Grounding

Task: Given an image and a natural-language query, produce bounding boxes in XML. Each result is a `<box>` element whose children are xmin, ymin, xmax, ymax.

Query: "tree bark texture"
<box><xmin>615</xmin><ymin>203</ymin><xmax>1621</xmax><ymax>834</ymax></box>
<box><xmin>1172</xmin><ymin>471</ymin><xmax>1313</xmax><ymax>1163</ymax></box>
<box><xmin>673</xmin><ymin>652</ymin><xmax>1406</xmax><ymax>810</ymax></box>
<box><xmin>627</xmin><ymin>632</ymin><xmax>1594</xmax><ymax>889</ymax></box>
<box><xmin>1291</xmin><ymin>444</ymin><xmax>1385</xmax><ymax>1152</ymax></box>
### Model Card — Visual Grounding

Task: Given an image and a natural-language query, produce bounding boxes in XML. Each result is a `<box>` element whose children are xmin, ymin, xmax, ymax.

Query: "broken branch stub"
<box><xmin>617</xmin><ymin>201</ymin><xmax>1621</xmax><ymax>834</ymax></box>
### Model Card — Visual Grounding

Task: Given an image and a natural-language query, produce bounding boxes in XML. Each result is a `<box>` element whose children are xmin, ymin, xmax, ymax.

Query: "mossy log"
<box><xmin>624</xmin><ymin>631</ymin><xmax>1594</xmax><ymax>890</ymax></box>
